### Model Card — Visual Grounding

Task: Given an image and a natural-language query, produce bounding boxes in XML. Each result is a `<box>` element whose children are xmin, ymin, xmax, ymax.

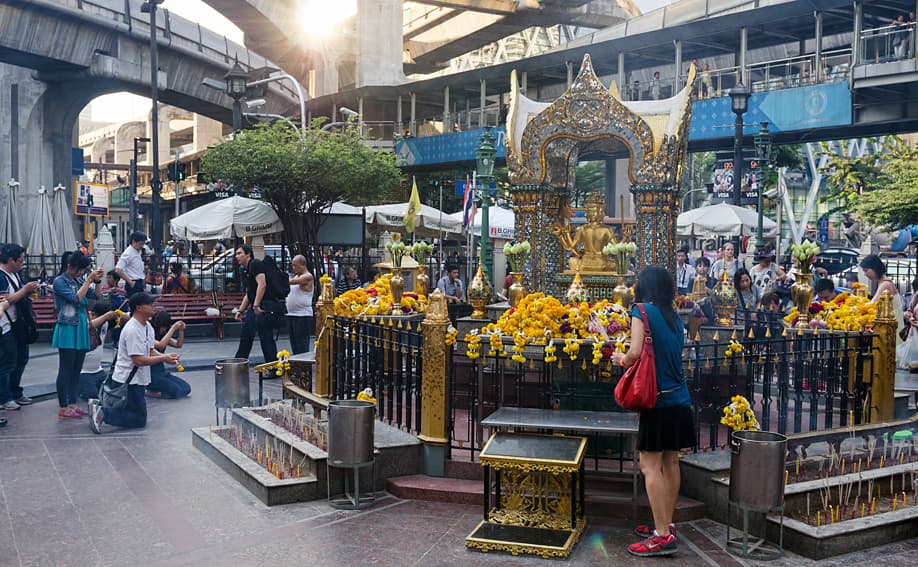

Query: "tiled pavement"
<box><xmin>2</xmin><ymin>370</ymin><xmax>917</xmax><ymax>566</ymax></box>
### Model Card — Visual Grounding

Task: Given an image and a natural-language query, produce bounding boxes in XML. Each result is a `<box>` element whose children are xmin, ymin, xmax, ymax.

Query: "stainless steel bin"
<box><xmin>214</xmin><ymin>358</ymin><xmax>250</xmax><ymax>408</ymax></box>
<box><xmin>729</xmin><ymin>430</ymin><xmax>787</xmax><ymax>511</ymax></box>
<box><xmin>327</xmin><ymin>400</ymin><xmax>375</xmax><ymax>466</ymax></box>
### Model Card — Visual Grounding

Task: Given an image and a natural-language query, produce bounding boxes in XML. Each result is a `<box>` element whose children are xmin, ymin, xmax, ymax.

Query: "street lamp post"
<box><xmin>130</xmin><ymin>136</ymin><xmax>151</xmax><ymax>234</ymax></box>
<box><xmin>728</xmin><ymin>82</ymin><xmax>750</xmax><ymax>252</ymax></box>
<box><xmin>223</xmin><ymin>60</ymin><xmax>250</xmax><ymax>133</ymax></box>
<box><xmin>141</xmin><ymin>0</ymin><xmax>165</xmax><ymax>255</ymax></box>
<box><xmin>475</xmin><ymin>128</ymin><xmax>496</xmax><ymax>282</ymax></box>
<box><xmin>754</xmin><ymin>121</ymin><xmax>773</xmax><ymax>248</ymax></box>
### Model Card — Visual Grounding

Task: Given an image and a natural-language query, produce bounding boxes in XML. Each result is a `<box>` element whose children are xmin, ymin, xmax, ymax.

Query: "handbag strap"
<box><xmin>123</xmin><ymin>366</ymin><xmax>139</xmax><ymax>385</ymax></box>
<box><xmin>635</xmin><ymin>303</ymin><xmax>652</xmax><ymax>343</ymax></box>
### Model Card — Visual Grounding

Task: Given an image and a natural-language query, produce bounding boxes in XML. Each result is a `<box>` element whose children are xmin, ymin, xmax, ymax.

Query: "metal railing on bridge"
<box><xmin>859</xmin><ymin>22</ymin><xmax>917</xmax><ymax>65</ymax></box>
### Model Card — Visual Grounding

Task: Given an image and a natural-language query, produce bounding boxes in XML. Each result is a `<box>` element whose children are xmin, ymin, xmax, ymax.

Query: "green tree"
<box><xmin>818</xmin><ymin>136</ymin><xmax>913</xmax><ymax>214</ymax></box>
<box><xmin>201</xmin><ymin>121</ymin><xmax>401</xmax><ymax>275</ymax></box>
<box><xmin>853</xmin><ymin>155</ymin><xmax>918</xmax><ymax>231</ymax></box>
<box><xmin>573</xmin><ymin>161</ymin><xmax>605</xmax><ymax>207</ymax></box>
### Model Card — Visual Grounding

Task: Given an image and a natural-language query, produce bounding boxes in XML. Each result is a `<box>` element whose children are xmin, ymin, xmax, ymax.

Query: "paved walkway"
<box><xmin>2</xmin><ymin>352</ymin><xmax>917</xmax><ymax>565</ymax></box>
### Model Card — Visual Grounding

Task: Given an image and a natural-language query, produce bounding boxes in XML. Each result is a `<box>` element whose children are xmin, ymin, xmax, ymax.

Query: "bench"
<box><xmin>32</xmin><ymin>295</ymin><xmax>56</xmax><ymax>327</ymax></box>
<box><xmin>153</xmin><ymin>292</ymin><xmax>226</xmax><ymax>339</ymax></box>
<box><xmin>481</xmin><ymin>407</ymin><xmax>640</xmax><ymax>519</ymax></box>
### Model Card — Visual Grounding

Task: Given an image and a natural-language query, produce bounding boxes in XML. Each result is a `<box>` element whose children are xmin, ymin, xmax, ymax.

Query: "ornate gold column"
<box><xmin>870</xmin><ymin>290</ymin><xmax>896</xmax><ymax>423</ymax></box>
<box><xmin>418</xmin><ymin>289</ymin><xmax>450</xmax><ymax>476</ymax></box>
<box><xmin>314</xmin><ymin>277</ymin><xmax>336</xmax><ymax>398</ymax></box>
<box><xmin>631</xmin><ymin>184</ymin><xmax>679</xmax><ymax>279</ymax></box>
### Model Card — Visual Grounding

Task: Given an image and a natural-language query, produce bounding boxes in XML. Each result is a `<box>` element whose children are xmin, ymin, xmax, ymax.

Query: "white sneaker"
<box><xmin>1</xmin><ymin>401</ymin><xmax>21</xmax><ymax>410</ymax></box>
<box><xmin>88</xmin><ymin>399</ymin><xmax>104</xmax><ymax>435</ymax></box>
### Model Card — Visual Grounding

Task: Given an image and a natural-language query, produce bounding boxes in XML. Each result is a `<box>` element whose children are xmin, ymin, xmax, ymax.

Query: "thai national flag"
<box><xmin>462</xmin><ymin>174</ymin><xmax>477</xmax><ymax>233</ymax></box>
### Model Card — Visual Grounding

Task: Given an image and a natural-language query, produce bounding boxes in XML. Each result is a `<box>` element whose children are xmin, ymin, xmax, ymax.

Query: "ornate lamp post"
<box><xmin>223</xmin><ymin>60</ymin><xmax>250</xmax><ymax>133</ymax></box>
<box><xmin>728</xmin><ymin>82</ymin><xmax>750</xmax><ymax>254</ymax></box>
<box><xmin>475</xmin><ymin>128</ymin><xmax>496</xmax><ymax>282</ymax></box>
<box><xmin>753</xmin><ymin>121</ymin><xmax>773</xmax><ymax>248</ymax></box>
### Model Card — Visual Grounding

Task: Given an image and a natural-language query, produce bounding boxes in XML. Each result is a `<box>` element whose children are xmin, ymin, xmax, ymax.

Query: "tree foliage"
<box><xmin>818</xmin><ymin>136</ymin><xmax>914</xmax><ymax>214</ymax></box>
<box><xmin>201</xmin><ymin>121</ymin><xmax>401</xmax><ymax>275</ymax></box>
<box><xmin>853</xmin><ymin>155</ymin><xmax>918</xmax><ymax>231</ymax></box>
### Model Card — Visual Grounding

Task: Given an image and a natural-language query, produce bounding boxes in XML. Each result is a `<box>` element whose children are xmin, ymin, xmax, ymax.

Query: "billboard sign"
<box><xmin>74</xmin><ymin>181</ymin><xmax>109</xmax><ymax>216</ymax></box>
<box><xmin>708</xmin><ymin>152</ymin><xmax>763</xmax><ymax>206</ymax></box>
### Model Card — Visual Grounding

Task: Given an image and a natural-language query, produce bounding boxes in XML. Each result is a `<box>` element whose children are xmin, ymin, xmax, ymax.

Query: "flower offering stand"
<box><xmin>465</xmin><ymin>432</ymin><xmax>587</xmax><ymax>559</ymax></box>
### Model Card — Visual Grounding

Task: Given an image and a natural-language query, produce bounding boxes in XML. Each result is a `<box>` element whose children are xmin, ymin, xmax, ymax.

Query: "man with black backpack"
<box><xmin>232</xmin><ymin>245</ymin><xmax>280</xmax><ymax>363</ymax></box>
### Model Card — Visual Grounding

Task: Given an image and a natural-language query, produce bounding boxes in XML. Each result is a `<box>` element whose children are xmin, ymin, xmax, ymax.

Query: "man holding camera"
<box><xmin>0</xmin><ymin>243</ymin><xmax>40</xmax><ymax>414</ymax></box>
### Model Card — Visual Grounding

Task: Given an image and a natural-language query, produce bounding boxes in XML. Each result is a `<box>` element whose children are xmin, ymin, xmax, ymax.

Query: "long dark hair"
<box><xmin>633</xmin><ymin>265</ymin><xmax>677</xmax><ymax>332</ymax></box>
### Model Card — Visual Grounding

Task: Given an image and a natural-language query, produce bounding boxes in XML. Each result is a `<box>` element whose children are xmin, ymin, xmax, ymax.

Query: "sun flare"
<box><xmin>299</xmin><ymin>0</ymin><xmax>357</xmax><ymax>37</ymax></box>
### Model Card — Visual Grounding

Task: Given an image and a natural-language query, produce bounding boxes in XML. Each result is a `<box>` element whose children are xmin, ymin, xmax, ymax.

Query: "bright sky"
<box><xmin>89</xmin><ymin>0</ymin><xmax>675</xmax><ymax>123</ymax></box>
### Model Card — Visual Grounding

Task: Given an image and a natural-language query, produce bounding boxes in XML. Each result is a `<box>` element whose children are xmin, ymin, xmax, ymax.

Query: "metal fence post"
<box><xmin>418</xmin><ymin>289</ymin><xmax>450</xmax><ymax>476</ymax></box>
<box><xmin>315</xmin><ymin>278</ymin><xmax>336</xmax><ymax>398</ymax></box>
<box><xmin>870</xmin><ymin>290</ymin><xmax>896</xmax><ymax>422</ymax></box>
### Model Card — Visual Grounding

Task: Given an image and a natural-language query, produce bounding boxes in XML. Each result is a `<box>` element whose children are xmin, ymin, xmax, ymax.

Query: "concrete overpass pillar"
<box><xmin>815</xmin><ymin>11</ymin><xmax>823</xmax><ymax>82</ymax></box>
<box><xmin>356</xmin><ymin>0</ymin><xmax>405</xmax><ymax>87</ymax></box>
<box><xmin>0</xmin><ymin>63</ymin><xmax>90</xmax><ymax>250</ymax></box>
<box><xmin>193</xmin><ymin>114</ymin><xmax>223</xmax><ymax>153</ymax></box>
<box><xmin>739</xmin><ymin>27</ymin><xmax>748</xmax><ymax>85</ymax></box>
<box><xmin>115</xmin><ymin>122</ymin><xmax>146</xmax><ymax>166</ymax></box>
<box><xmin>410</xmin><ymin>92</ymin><xmax>417</xmax><ymax>137</ymax></box>
<box><xmin>396</xmin><ymin>95</ymin><xmax>403</xmax><ymax>137</ymax></box>
<box><xmin>674</xmin><ymin>40</ymin><xmax>683</xmax><ymax>93</ymax></box>
<box><xmin>617</xmin><ymin>52</ymin><xmax>625</xmax><ymax>96</ymax></box>
<box><xmin>853</xmin><ymin>2</ymin><xmax>863</xmax><ymax>67</ymax></box>
<box><xmin>479</xmin><ymin>79</ymin><xmax>487</xmax><ymax>128</ymax></box>
<box><xmin>90</xmin><ymin>138</ymin><xmax>112</xmax><ymax>164</ymax></box>
<box><xmin>443</xmin><ymin>86</ymin><xmax>451</xmax><ymax>132</ymax></box>
<box><xmin>145</xmin><ymin>104</ymin><xmax>170</xmax><ymax>166</ymax></box>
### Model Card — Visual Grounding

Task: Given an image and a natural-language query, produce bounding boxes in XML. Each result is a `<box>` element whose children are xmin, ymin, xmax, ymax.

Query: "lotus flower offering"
<box><xmin>602</xmin><ymin>241</ymin><xmax>637</xmax><ymax>274</ymax></box>
<box><xmin>503</xmin><ymin>240</ymin><xmax>531</xmax><ymax>273</ymax></box>
<box><xmin>790</xmin><ymin>239</ymin><xmax>820</xmax><ymax>274</ymax></box>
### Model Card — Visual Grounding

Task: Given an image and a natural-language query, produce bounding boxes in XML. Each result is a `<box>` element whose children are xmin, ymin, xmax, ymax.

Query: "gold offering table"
<box><xmin>466</xmin><ymin>432</ymin><xmax>587</xmax><ymax>559</ymax></box>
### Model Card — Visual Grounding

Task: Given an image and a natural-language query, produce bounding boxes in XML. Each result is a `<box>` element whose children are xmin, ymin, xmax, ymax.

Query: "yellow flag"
<box><xmin>405</xmin><ymin>176</ymin><xmax>421</xmax><ymax>233</ymax></box>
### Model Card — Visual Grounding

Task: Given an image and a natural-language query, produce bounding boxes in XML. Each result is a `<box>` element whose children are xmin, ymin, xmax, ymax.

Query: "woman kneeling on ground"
<box><xmin>612</xmin><ymin>266</ymin><xmax>695</xmax><ymax>558</ymax></box>
<box><xmin>146</xmin><ymin>310</ymin><xmax>191</xmax><ymax>399</ymax></box>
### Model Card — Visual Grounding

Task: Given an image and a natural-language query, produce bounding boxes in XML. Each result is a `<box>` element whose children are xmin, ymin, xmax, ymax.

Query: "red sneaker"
<box><xmin>58</xmin><ymin>407</ymin><xmax>81</xmax><ymax>419</ymax></box>
<box><xmin>628</xmin><ymin>533</ymin><xmax>677</xmax><ymax>557</ymax></box>
<box><xmin>73</xmin><ymin>407</ymin><xmax>88</xmax><ymax>417</ymax></box>
<box><xmin>635</xmin><ymin>523</ymin><xmax>677</xmax><ymax>537</ymax></box>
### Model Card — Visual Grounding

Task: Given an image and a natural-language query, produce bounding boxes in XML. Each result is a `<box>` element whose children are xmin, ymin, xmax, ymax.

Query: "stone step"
<box><xmin>386</xmin><ymin>474</ymin><xmax>706</xmax><ymax>521</ymax></box>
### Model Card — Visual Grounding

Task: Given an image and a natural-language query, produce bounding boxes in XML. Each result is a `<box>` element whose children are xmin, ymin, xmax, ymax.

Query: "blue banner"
<box><xmin>689</xmin><ymin>81</ymin><xmax>851</xmax><ymax>140</ymax></box>
<box><xmin>396</xmin><ymin>127</ymin><xmax>506</xmax><ymax>167</ymax></box>
<box><xmin>72</xmin><ymin>148</ymin><xmax>84</xmax><ymax>175</ymax></box>
<box><xmin>395</xmin><ymin>82</ymin><xmax>852</xmax><ymax>167</ymax></box>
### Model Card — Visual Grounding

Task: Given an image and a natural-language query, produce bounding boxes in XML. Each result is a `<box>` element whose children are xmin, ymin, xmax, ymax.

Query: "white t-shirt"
<box><xmin>749</xmin><ymin>263</ymin><xmax>777</xmax><ymax>295</ymax></box>
<box><xmin>81</xmin><ymin>323</ymin><xmax>109</xmax><ymax>374</ymax></box>
<box><xmin>116</xmin><ymin>245</ymin><xmax>145</xmax><ymax>281</ymax></box>
<box><xmin>286</xmin><ymin>274</ymin><xmax>314</xmax><ymax>317</ymax></box>
<box><xmin>113</xmin><ymin>317</ymin><xmax>153</xmax><ymax>386</ymax></box>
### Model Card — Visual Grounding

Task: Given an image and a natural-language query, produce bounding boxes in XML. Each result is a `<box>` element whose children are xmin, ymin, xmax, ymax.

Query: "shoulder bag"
<box><xmin>614</xmin><ymin>303</ymin><xmax>659</xmax><ymax>412</ymax></box>
<box><xmin>100</xmin><ymin>367</ymin><xmax>138</xmax><ymax>410</ymax></box>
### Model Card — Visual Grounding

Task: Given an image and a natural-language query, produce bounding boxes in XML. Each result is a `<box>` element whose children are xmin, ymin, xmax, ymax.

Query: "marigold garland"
<box><xmin>721</xmin><ymin>395</ymin><xmax>760</xmax><ymax>431</ymax></box>
<box><xmin>333</xmin><ymin>273</ymin><xmax>427</xmax><ymax>317</ymax></box>
<box><xmin>463</xmin><ymin>293</ymin><xmax>632</xmax><ymax>364</ymax></box>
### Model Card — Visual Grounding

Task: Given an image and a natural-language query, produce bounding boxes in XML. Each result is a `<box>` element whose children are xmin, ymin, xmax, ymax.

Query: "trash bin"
<box><xmin>729</xmin><ymin>430</ymin><xmax>787</xmax><ymax>511</ymax></box>
<box><xmin>327</xmin><ymin>400</ymin><xmax>375</xmax><ymax>466</ymax></box>
<box><xmin>214</xmin><ymin>358</ymin><xmax>250</xmax><ymax>409</ymax></box>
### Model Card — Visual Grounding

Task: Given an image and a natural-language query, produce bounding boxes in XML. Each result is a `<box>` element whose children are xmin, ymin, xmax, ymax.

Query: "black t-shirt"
<box><xmin>244</xmin><ymin>259</ymin><xmax>267</xmax><ymax>305</ymax></box>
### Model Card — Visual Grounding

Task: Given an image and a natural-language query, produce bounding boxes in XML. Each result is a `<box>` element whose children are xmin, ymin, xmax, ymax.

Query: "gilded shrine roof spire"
<box><xmin>505</xmin><ymin>54</ymin><xmax>695</xmax><ymax>188</ymax></box>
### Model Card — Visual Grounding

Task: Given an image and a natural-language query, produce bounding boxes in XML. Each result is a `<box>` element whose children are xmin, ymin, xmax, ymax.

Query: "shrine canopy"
<box><xmin>677</xmin><ymin>202</ymin><xmax>776</xmax><ymax>238</ymax></box>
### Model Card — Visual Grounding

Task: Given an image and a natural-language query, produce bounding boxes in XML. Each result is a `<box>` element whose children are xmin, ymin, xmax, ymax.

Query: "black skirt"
<box><xmin>638</xmin><ymin>405</ymin><xmax>696</xmax><ymax>452</ymax></box>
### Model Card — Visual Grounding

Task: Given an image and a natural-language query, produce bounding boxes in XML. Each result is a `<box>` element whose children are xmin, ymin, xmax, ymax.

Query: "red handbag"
<box><xmin>614</xmin><ymin>303</ymin><xmax>658</xmax><ymax>412</ymax></box>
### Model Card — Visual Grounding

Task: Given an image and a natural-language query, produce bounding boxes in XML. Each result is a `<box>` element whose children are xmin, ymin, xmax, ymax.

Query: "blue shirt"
<box><xmin>630</xmin><ymin>303</ymin><xmax>692</xmax><ymax>408</ymax></box>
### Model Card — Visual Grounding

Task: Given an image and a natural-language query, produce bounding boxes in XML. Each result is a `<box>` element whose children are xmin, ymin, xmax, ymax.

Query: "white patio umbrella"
<box><xmin>364</xmin><ymin>202</ymin><xmax>463</xmax><ymax>237</ymax></box>
<box><xmin>52</xmin><ymin>183</ymin><xmax>77</xmax><ymax>252</ymax></box>
<box><xmin>1</xmin><ymin>179</ymin><xmax>22</xmax><ymax>245</ymax></box>
<box><xmin>170</xmin><ymin>195</ymin><xmax>283</xmax><ymax>240</ymax></box>
<box><xmin>447</xmin><ymin>205</ymin><xmax>516</xmax><ymax>239</ymax></box>
<box><xmin>677</xmin><ymin>202</ymin><xmax>776</xmax><ymax>238</ymax></box>
<box><xmin>27</xmin><ymin>186</ymin><xmax>59</xmax><ymax>256</ymax></box>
